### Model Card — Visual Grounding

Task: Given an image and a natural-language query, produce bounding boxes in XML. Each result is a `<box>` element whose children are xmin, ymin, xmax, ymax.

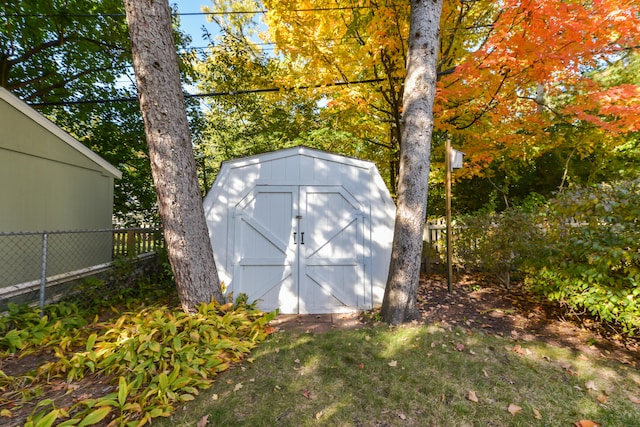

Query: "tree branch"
<box><xmin>452</xmin><ymin>69</ymin><xmax>509</xmax><ymax>130</ymax></box>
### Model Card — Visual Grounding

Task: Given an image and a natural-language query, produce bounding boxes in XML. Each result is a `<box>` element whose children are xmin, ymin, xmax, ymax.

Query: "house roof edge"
<box><xmin>0</xmin><ymin>87</ymin><xmax>122</xmax><ymax>179</ymax></box>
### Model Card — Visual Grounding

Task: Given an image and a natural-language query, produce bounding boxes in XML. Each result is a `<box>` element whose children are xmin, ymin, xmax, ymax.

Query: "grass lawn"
<box><xmin>159</xmin><ymin>322</ymin><xmax>640</xmax><ymax>427</ymax></box>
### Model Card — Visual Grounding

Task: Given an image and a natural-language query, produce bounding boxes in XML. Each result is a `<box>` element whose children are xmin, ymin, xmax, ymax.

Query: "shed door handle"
<box><xmin>293</xmin><ymin>232</ymin><xmax>297</xmax><ymax>244</ymax></box>
<box><xmin>301</xmin><ymin>232</ymin><xmax>304</xmax><ymax>245</ymax></box>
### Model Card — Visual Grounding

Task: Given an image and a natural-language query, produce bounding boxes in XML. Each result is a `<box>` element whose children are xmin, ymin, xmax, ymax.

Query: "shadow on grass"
<box><xmin>159</xmin><ymin>323</ymin><xmax>640</xmax><ymax>427</ymax></box>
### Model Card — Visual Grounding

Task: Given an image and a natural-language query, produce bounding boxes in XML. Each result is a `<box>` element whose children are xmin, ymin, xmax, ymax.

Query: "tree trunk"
<box><xmin>381</xmin><ymin>0</ymin><xmax>444</xmax><ymax>325</ymax></box>
<box><xmin>123</xmin><ymin>0</ymin><xmax>224</xmax><ymax>312</ymax></box>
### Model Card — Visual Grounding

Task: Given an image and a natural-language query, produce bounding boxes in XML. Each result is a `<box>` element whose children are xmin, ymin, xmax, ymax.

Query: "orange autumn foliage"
<box><xmin>438</xmin><ymin>0</ymin><xmax>640</xmax><ymax>172</ymax></box>
<box><xmin>218</xmin><ymin>0</ymin><xmax>640</xmax><ymax>177</ymax></box>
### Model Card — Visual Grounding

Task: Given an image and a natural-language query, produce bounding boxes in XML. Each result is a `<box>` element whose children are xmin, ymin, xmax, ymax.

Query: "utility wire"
<box><xmin>0</xmin><ymin>6</ymin><xmax>385</xmax><ymax>19</ymax></box>
<box><xmin>184</xmin><ymin>37</ymin><xmax>366</xmax><ymax>52</ymax></box>
<box><xmin>27</xmin><ymin>78</ymin><xmax>389</xmax><ymax>107</ymax></box>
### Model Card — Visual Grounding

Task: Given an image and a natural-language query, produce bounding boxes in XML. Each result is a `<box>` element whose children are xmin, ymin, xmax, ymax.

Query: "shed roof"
<box><xmin>219</xmin><ymin>145</ymin><xmax>377</xmax><ymax>168</ymax></box>
<box><xmin>0</xmin><ymin>87</ymin><xmax>122</xmax><ymax>179</ymax></box>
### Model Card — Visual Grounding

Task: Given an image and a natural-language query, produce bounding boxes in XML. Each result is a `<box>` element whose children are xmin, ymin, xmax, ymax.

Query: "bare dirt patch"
<box><xmin>416</xmin><ymin>273</ymin><xmax>639</xmax><ymax>366</ymax></box>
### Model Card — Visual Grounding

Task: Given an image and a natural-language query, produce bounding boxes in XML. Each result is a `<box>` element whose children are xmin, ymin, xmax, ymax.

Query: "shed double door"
<box><xmin>231</xmin><ymin>185</ymin><xmax>368</xmax><ymax>314</ymax></box>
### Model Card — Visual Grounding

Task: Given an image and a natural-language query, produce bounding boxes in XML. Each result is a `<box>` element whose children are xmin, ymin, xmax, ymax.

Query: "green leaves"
<box><xmin>0</xmin><ymin>329</ymin><xmax>26</xmax><ymax>353</ymax></box>
<box><xmin>76</xmin><ymin>406</ymin><xmax>111</xmax><ymax>427</ymax></box>
<box><xmin>524</xmin><ymin>179</ymin><xmax>640</xmax><ymax>336</ymax></box>
<box><xmin>6</xmin><ymin>294</ymin><xmax>276</xmax><ymax>426</ymax></box>
<box><xmin>85</xmin><ymin>334</ymin><xmax>97</xmax><ymax>353</ymax></box>
<box><xmin>455</xmin><ymin>206</ymin><xmax>546</xmax><ymax>288</ymax></box>
<box><xmin>454</xmin><ymin>179</ymin><xmax>640</xmax><ymax>336</ymax></box>
<box><xmin>0</xmin><ymin>302</ymin><xmax>89</xmax><ymax>355</ymax></box>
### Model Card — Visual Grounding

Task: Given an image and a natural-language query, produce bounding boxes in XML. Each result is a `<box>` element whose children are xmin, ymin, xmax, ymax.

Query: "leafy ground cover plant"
<box><xmin>0</xmin><ymin>287</ymin><xmax>276</xmax><ymax>426</ymax></box>
<box><xmin>0</xmin><ymin>302</ymin><xmax>89</xmax><ymax>356</ymax></box>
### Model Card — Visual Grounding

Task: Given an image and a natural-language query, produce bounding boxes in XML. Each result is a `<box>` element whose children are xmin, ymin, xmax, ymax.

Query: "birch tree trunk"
<box><xmin>123</xmin><ymin>0</ymin><xmax>224</xmax><ymax>312</ymax></box>
<box><xmin>381</xmin><ymin>0</ymin><xmax>444</xmax><ymax>324</ymax></box>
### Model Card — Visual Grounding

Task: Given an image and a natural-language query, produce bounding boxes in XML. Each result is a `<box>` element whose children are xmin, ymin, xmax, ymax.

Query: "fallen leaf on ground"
<box><xmin>456</xmin><ymin>343</ymin><xmax>465</xmax><ymax>352</ymax></box>
<box><xmin>533</xmin><ymin>408</ymin><xmax>542</xmax><ymax>420</ymax></box>
<box><xmin>585</xmin><ymin>380</ymin><xmax>598</xmax><ymax>391</ymax></box>
<box><xmin>467</xmin><ymin>390</ymin><xmax>479</xmax><ymax>403</ymax></box>
<box><xmin>507</xmin><ymin>403</ymin><xmax>522</xmax><ymax>415</ymax></box>
<box><xmin>398</xmin><ymin>413</ymin><xmax>406</xmax><ymax>420</ymax></box>
<box><xmin>561</xmin><ymin>362</ymin><xmax>577</xmax><ymax>375</ymax></box>
<box><xmin>358</xmin><ymin>363</ymin><xmax>364</xmax><ymax>369</ymax></box>
<box><xmin>211</xmin><ymin>394</ymin><xmax>218</xmax><ymax>401</ymax></box>
<box><xmin>51</xmin><ymin>382</ymin><xmax>67</xmax><ymax>391</ymax></box>
<box><xmin>73</xmin><ymin>393</ymin><xmax>93</xmax><ymax>402</ymax></box>
<box><xmin>196</xmin><ymin>415</ymin><xmax>209</xmax><ymax>427</ymax></box>
<box><xmin>302</xmin><ymin>389</ymin><xmax>311</xmax><ymax>399</ymax></box>
<box><xmin>512</xmin><ymin>345</ymin><xmax>524</xmax><ymax>355</ymax></box>
<box><xmin>597</xmin><ymin>394</ymin><xmax>608</xmax><ymax>404</ymax></box>
<box><xmin>233</xmin><ymin>383</ymin><xmax>243</xmax><ymax>392</ymax></box>
<box><xmin>630</xmin><ymin>395</ymin><xmax>640</xmax><ymax>405</ymax></box>
<box><xmin>388</xmin><ymin>360</ymin><xmax>397</xmax><ymax>367</ymax></box>
<box><xmin>574</xmin><ymin>420</ymin><xmax>601</xmax><ymax>427</ymax></box>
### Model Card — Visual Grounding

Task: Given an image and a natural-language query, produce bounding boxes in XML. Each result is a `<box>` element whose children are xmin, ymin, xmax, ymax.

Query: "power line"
<box><xmin>27</xmin><ymin>78</ymin><xmax>389</xmax><ymax>107</ymax></box>
<box><xmin>184</xmin><ymin>36</ymin><xmax>367</xmax><ymax>51</ymax></box>
<box><xmin>0</xmin><ymin>6</ymin><xmax>383</xmax><ymax>20</ymax></box>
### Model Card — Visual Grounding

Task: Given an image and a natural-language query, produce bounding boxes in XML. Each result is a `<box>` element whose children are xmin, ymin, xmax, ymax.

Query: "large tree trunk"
<box><xmin>381</xmin><ymin>0</ymin><xmax>444</xmax><ymax>324</ymax></box>
<box><xmin>123</xmin><ymin>0</ymin><xmax>224</xmax><ymax>312</ymax></box>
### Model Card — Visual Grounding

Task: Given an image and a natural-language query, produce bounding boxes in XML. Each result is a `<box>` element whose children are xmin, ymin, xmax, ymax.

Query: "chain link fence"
<box><xmin>0</xmin><ymin>228</ymin><xmax>163</xmax><ymax>312</ymax></box>
<box><xmin>1</xmin><ymin>223</ymin><xmax>448</xmax><ymax>312</ymax></box>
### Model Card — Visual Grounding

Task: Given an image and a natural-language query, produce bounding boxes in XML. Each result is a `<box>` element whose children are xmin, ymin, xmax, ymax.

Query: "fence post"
<box><xmin>127</xmin><ymin>229</ymin><xmax>135</xmax><ymax>256</ymax></box>
<box><xmin>445</xmin><ymin>139</ymin><xmax>453</xmax><ymax>292</ymax></box>
<box><xmin>39</xmin><ymin>232</ymin><xmax>48</xmax><ymax>318</ymax></box>
<box><xmin>112</xmin><ymin>230</ymin><xmax>118</xmax><ymax>258</ymax></box>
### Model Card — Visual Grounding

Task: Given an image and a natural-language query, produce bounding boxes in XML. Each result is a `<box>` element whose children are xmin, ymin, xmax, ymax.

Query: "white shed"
<box><xmin>204</xmin><ymin>147</ymin><xmax>395</xmax><ymax>314</ymax></box>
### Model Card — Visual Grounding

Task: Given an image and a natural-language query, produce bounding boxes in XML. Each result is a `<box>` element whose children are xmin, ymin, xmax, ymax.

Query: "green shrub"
<box><xmin>523</xmin><ymin>179</ymin><xmax>640</xmax><ymax>335</ymax></box>
<box><xmin>454</xmin><ymin>205</ymin><xmax>546</xmax><ymax>287</ymax></box>
<box><xmin>453</xmin><ymin>179</ymin><xmax>640</xmax><ymax>336</ymax></box>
